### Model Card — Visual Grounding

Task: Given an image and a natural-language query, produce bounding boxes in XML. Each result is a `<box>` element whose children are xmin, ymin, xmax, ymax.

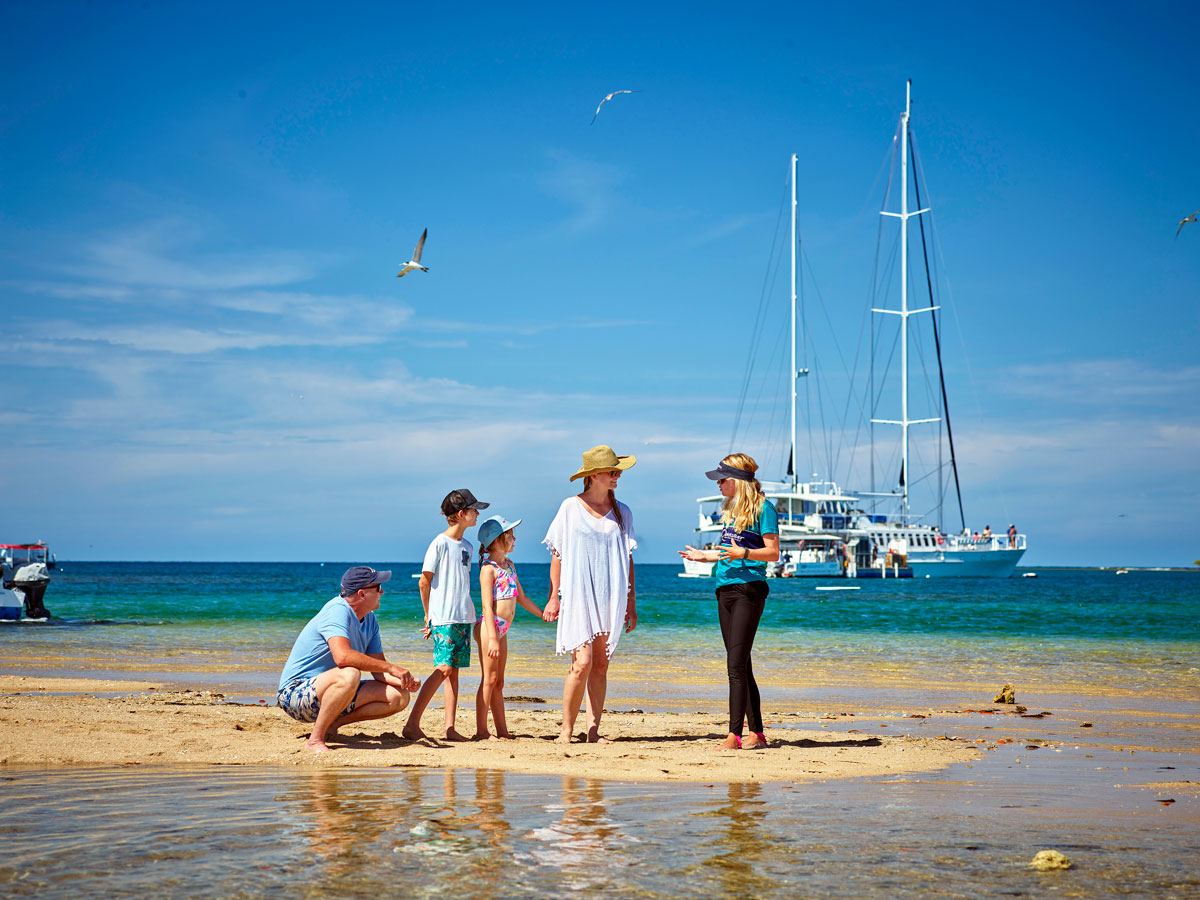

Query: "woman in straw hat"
<box><xmin>678</xmin><ymin>453</ymin><xmax>779</xmax><ymax>750</ymax></box>
<box><xmin>542</xmin><ymin>445</ymin><xmax>638</xmax><ymax>743</ymax></box>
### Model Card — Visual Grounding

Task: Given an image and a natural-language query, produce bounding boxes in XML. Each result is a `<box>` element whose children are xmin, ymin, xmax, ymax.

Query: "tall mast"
<box><xmin>790</xmin><ymin>152</ymin><xmax>798</xmax><ymax>492</ymax></box>
<box><xmin>874</xmin><ymin>81</ymin><xmax>936</xmax><ymax>524</ymax></box>
<box><xmin>900</xmin><ymin>83</ymin><xmax>910</xmax><ymax>520</ymax></box>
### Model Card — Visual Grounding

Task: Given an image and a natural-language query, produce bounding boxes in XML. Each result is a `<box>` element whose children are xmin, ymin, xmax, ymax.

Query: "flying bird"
<box><xmin>591</xmin><ymin>89</ymin><xmax>640</xmax><ymax>125</ymax></box>
<box><xmin>396</xmin><ymin>228</ymin><xmax>428</xmax><ymax>277</ymax></box>
<box><xmin>1177</xmin><ymin>210</ymin><xmax>1199</xmax><ymax>238</ymax></box>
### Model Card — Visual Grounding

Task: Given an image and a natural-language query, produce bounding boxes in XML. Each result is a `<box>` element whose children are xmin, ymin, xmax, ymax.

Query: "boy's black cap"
<box><xmin>441</xmin><ymin>489</ymin><xmax>490</xmax><ymax>516</ymax></box>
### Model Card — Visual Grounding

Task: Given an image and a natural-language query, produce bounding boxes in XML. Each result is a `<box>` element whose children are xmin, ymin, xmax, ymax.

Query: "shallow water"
<box><xmin>2</xmin><ymin>751</ymin><xmax>1197</xmax><ymax>900</ymax></box>
<box><xmin>3</xmin><ymin>564</ymin><xmax>1199</xmax><ymax>898</ymax></box>
<box><xmin>4</xmin><ymin>565</ymin><xmax>1198</xmax><ymax>708</ymax></box>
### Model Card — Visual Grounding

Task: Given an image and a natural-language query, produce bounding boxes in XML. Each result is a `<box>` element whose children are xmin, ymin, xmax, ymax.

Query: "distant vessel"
<box><xmin>682</xmin><ymin>84</ymin><xmax>1026</xmax><ymax>579</ymax></box>
<box><xmin>1</xmin><ymin>542</ymin><xmax>54</xmax><ymax>620</ymax></box>
<box><xmin>838</xmin><ymin>83</ymin><xmax>1026</xmax><ymax>578</ymax></box>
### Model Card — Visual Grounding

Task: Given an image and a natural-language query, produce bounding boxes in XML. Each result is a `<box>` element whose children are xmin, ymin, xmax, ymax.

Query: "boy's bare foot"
<box><xmin>718</xmin><ymin>733</ymin><xmax>741</xmax><ymax>750</ymax></box>
<box><xmin>444</xmin><ymin>728</ymin><xmax>471</xmax><ymax>742</ymax></box>
<box><xmin>586</xmin><ymin>729</ymin><xmax>612</xmax><ymax>744</ymax></box>
<box><xmin>401</xmin><ymin>725</ymin><xmax>427</xmax><ymax>741</ymax></box>
<box><xmin>306</xmin><ymin>738</ymin><xmax>331</xmax><ymax>753</ymax></box>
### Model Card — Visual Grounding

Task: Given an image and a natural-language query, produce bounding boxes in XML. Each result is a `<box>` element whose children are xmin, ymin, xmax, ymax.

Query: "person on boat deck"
<box><xmin>982</xmin><ymin>525</ymin><xmax>992</xmax><ymax>539</ymax></box>
<box><xmin>277</xmin><ymin>566</ymin><xmax>421</xmax><ymax>753</ymax></box>
<box><xmin>1008</xmin><ymin>524</ymin><xmax>1017</xmax><ymax>548</ymax></box>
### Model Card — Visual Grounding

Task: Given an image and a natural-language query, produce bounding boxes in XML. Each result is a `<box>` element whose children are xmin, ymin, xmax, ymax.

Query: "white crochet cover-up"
<box><xmin>542</xmin><ymin>496</ymin><xmax>637</xmax><ymax>657</ymax></box>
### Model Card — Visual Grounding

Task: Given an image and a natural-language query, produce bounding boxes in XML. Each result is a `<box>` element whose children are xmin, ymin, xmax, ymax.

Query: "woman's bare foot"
<box><xmin>554</xmin><ymin>730</ymin><xmax>574</xmax><ymax>744</ymax></box>
<box><xmin>401</xmin><ymin>724</ymin><xmax>427</xmax><ymax>741</ymax></box>
<box><xmin>444</xmin><ymin>728</ymin><xmax>471</xmax><ymax>742</ymax></box>
<box><xmin>586</xmin><ymin>729</ymin><xmax>612</xmax><ymax>744</ymax></box>
<box><xmin>718</xmin><ymin>733</ymin><xmax>741</xmax><ymax>750</ymax></box>
<box><xmin>742</xmin><ymin>732</ymin><xmax>767</xmax><ymax>750</ymax></box>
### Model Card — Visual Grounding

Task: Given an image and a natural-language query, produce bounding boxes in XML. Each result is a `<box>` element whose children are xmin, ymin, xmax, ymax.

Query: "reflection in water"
<box><xmin>693</xmin><ymin>782</ymin><xmax>783</xmax><ymax>895</ymax></box>
<box><xmin>525</xmin><ymin>777</ymin><xmax>640</xmax><ymax>891</ymax></box>
<box><xmin>0</xmin><ymin>767</ymin><xmax>1195</xmax><ymax>900</ymax></box>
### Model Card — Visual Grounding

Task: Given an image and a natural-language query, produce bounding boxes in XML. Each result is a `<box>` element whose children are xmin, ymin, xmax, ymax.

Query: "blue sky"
<box><xmin>2</xmin><ymin>2</ymin><xmax>1197</xmax><ymax>566</ymax></box>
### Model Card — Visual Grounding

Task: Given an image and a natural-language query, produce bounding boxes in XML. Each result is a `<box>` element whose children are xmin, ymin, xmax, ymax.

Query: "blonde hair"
<box><xmin>719</xmin><ymin>453</ymin><xmax>766</xmax><ymax>532</ymax></box>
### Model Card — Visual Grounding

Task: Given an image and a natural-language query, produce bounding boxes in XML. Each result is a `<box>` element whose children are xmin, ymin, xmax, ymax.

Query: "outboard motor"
<box><xmin>7</xmin><ymin>562</ymin><xmax>50</xmax><ymax>618</ymax></box>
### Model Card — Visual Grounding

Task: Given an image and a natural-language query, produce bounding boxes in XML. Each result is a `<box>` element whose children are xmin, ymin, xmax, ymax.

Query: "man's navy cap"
<box><xmin>441</xmin><ymin>488</ymin><xmax>490</xmax><ymax>516</ymax></box>
<box><xmin>704</xmin><ymin>461</ymin><xmax>756</xmax><ymax>482</ymax></box>
<box><xmin>341</xmin><ymin>566</ymin><xmax>392</xmax><ymax>595</ymax></box>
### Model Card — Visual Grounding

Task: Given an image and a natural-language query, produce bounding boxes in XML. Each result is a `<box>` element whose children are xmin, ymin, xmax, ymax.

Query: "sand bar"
<box><xmin>0</xmin><ymin>676</ymin><xmax>984</xmax><ymax>782</ymax></box>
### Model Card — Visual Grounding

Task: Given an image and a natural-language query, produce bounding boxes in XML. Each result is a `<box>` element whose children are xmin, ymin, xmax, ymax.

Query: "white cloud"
<box><xmin>1004</xmin><ymin>358</ymin><xmax>1200</xmax><ymax>405</ymax></box>
<box><xmin>67</xmin><ymin>219</ymin><xmax>317</xmax><ymax>290</ymax></box>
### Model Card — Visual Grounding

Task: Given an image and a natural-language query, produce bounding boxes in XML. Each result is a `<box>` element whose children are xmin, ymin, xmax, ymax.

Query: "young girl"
<box><xmin>473</xmin><ymin>515</ymin><xmax>545</xmax><ymax>740</ymax></box>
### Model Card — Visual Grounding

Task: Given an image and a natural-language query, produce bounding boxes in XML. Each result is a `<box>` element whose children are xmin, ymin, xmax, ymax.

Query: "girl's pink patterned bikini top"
<box><xmin>482</xmin><ymin>558</ymin><xmax>518</xmax><ymax>601</ymax></box>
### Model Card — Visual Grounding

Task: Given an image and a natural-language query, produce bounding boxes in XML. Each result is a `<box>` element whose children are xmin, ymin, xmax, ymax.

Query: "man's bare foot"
<box><xmin>444</xmin><ymin>728</ymin><xmax>471</xmax><ymax>742</ymax></box>
<box><xmin>718</xmin><ymin>733</ymin><xmax>741</xmax><ymax>750</ymax></box>
<box><xmin>586</xmin><ymin>729</ymin><xmax>612</xmax><ymax>744</ymax></box>
<box><xmin>306</xmin><ymin>738</ymin><xmax>331</xmax><ymax>753</ymax></box>
<box><xmin>401</xmin><ymin>725</ymin><xmax>427</xmax><ymax>741</ymax></box>
<box><xmin>495</xmin><ymin>731</ymin><xmax>515</xmax><ymax>740</ymax></box>
<box><xmin>472</xmin><ymin>732</ymin><xmax>494</xmax><ymax>741</ymax></box>
<box><xmin>742</xmin><ymin>732</ymin><xmax>767</xmax><ymax>750</ymax></box>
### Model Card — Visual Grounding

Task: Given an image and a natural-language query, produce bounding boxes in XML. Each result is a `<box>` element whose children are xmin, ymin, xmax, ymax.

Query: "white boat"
<box><xmin>682</xmin><ymin>152</ymin><xmax>859</xmax><ymax>579</ymax></box>
<box><xmin>682</xmin><ymin>83</ymin><xmax>1026</xmax><ymax>579</ymax></box>
<box><xmin>1</xmin><ymin>542</ymin><xmax>54</xmax><ymax>619</ymax></box>
<box><xmin>838</xmin><ymin>83</ymin><xmax>1026</xmax><ymax>578</ymax></box>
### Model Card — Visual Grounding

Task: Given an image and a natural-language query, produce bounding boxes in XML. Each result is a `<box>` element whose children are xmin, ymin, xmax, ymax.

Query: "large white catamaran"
<box><xmin>682</xmin><ymin>83</ymin><xmax>1027</xmax><ymax>579</ymax></box>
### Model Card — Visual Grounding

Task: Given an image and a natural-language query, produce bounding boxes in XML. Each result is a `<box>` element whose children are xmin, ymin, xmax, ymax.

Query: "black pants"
<box><xmin>716</xmin><ymin>580</ymin><xmax>768</xmax><ymax>736</ymax></box>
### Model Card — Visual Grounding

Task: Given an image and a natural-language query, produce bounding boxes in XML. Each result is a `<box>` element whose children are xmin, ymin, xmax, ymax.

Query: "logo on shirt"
<box><xmin>461</xmin><ymin>549</ymin><xmax>470</xmax><ymax>567</ymax></box>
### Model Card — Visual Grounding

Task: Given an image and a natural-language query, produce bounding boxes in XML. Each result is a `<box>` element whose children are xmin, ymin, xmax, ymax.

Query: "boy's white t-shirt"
<box><xmin>421</xmin><ymin>533</ymin><xmax>475</xmax><ymax>626</ymax></box>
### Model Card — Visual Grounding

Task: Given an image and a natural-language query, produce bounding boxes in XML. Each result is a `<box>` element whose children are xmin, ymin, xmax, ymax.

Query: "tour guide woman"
<box><xmin>679</xmin><ymin>453</ymin><xmax>779</xmax><ymax>750</ymax></box>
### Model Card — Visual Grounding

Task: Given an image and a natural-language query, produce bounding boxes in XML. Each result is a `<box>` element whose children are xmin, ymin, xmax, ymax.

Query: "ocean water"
<box><xmin>3</xmin><ymin>563</ymin><xmax>1198</xmax><ymax>706</ymax></box>
<box><xmin>2</xmin><ymin>564</ymin><xmax>1198</xmax><ymax>898</ymax></box>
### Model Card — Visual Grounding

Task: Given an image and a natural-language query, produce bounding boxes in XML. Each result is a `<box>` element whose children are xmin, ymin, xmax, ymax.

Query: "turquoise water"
<box><xmin>2</xmin><ymin>564</ymin><xmax>1199</xmax><ymax>898</ymax></box>
<box><xmin>3</xmin><ymin>564</ymin><xmax>1198</xmax><ymax>705</ymax></box>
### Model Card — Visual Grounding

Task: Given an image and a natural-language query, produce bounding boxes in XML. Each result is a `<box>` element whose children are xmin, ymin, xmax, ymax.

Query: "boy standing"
<box><xmin>402</xmin><ymin>489</ymin><xmax>489</xmax><ymax>742</ymax></box>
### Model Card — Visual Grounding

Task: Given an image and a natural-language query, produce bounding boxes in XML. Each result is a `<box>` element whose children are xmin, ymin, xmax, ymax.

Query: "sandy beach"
<box><xmin>0</xmin><ymin>675</ymin><xmax>987</xmax><ymax>781</ymax></box>
<box><xmin>9</xmin><ymin>672</ymin><xmax>1196</xmax><ymax>792</ymax></box>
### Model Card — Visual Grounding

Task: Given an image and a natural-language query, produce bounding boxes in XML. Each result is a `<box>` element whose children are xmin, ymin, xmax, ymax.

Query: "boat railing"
<box><xmin>945</xmin><ymin>534</ymin><xmax>1027</xmax><ymax>551</ymax></box>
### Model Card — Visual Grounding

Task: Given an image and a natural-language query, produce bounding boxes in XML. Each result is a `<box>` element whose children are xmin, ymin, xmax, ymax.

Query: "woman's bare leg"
<box><xmin>557</xmin><ymin>642</ymin><xmax>594</xmax><ymax>743</ymax></box>
<box><xmin>584</xmin><ymin>634</ymin><xmax>611</xmax><ymax>743</ymax></box>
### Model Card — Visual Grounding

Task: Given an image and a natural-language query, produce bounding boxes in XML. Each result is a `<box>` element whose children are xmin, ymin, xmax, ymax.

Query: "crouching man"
<box><xmin>278</xmin><ymin>566</ymin><xmax>421</xmax><ymax>752</ymax></box>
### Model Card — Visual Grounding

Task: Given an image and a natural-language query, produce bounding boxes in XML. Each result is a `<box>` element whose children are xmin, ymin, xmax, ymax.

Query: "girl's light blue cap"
<box><xmin>478</xmin><ymin>515</ymin><xmax>521</xmax><ymax>551</ymax></box>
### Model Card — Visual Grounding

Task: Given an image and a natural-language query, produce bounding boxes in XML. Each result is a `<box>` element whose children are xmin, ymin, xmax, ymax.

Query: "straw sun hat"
<box><xmin>569</xmin><ymin>445</ymin><xmax>637</xmax><ymax>482</ymax></box>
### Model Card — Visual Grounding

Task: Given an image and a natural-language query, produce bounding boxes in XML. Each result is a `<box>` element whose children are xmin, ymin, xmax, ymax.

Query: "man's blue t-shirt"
<box><xmin>278</xmin><ymin>596</ymin><xmax>382</xmax><ymax>689</ymax></box>
<box><xmin>714</xmin><ymin>500</ymin><xmax>778</xmax><ymax>588</ymax></box>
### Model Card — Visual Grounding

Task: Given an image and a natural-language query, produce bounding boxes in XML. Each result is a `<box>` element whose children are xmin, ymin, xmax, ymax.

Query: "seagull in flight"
<box><xmin>1177</xmin><ymin>210</ymin><xmax>1199</xmax><ymax>238</ymax></box>
<box><xmin>591</xmin><ymin>89</ymin><xmax>640</xmax><ymax>125</ymax></box>
<box><xmin>396</xmin><ymin>228</ymin><xmax>428</xmax><ymax>277</ymax></box>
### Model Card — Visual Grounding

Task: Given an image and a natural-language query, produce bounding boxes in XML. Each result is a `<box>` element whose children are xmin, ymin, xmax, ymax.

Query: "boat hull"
<box><xmin>907</xmin><ymin>548</ymin><xmax>1025</xmax><ymax>578</ymax></box>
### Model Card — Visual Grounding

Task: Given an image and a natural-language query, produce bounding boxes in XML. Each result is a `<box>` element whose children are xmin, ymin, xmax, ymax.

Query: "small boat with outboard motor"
<box><xmin>1</xmin><ymin>542</ymin><xmax>55</xmax><ymax>620</ymax></box>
